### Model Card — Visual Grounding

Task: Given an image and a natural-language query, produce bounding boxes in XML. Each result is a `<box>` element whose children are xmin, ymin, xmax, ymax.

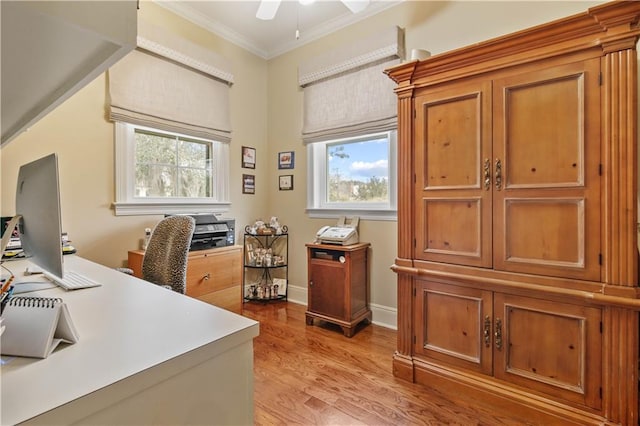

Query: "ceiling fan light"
<box><xmin>342</xmin><ymin>0</ymin><xmax>370</xmax><ymax>14</ymax></box>
<box><xmin>256</xmin><ymin>0</ymin><xmax>282</xmax><ymax>20</ymax></box>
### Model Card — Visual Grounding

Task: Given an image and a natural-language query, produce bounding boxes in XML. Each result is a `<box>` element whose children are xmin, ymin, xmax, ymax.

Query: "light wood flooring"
<box><xmin>241</xmin><ymin>301</ymin><xmax>537</xmax><ymax>426</ymax></box>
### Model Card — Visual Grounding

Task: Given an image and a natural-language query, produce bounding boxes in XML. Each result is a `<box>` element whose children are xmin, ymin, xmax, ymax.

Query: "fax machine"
<box><xmin>315</xmin><ymin>216</ymin><xmax>359</xmax><ymax>246</ymax></box>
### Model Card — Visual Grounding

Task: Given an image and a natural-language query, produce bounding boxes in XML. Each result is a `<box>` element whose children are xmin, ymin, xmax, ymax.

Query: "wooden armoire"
<box><xmin>385</xmin><ymin>2</ymin><xmax>640</xmax><ymax>424</ymax></box>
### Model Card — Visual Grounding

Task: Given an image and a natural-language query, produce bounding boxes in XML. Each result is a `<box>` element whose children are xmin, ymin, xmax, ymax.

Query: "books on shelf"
<box><xmin>2</xmin><ymin>232</ymin><xmax>76</xmax><ymax>258</ymax></box>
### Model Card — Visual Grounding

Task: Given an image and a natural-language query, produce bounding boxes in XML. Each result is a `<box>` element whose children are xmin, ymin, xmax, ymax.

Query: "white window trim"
<box><xmin>306</xmin><ymin>131</ymin><xmax>397</xmax><ymax>221</ymax></box>
<box><xmin>113</xmin><ymin>122</ymin><xmax>230</xmax><ymax>216</ymax></box>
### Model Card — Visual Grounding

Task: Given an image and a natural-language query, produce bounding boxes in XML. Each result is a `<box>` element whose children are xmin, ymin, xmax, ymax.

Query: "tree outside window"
<box><xmin>134</xmin><ymin>129</ymin><xmax>213</xmax><ymax>198</ymax></box>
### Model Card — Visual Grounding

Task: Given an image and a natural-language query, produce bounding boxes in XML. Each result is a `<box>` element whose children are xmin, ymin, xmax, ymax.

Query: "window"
<box><xmin>307</xmin><ymin>131</ymin><xmax>397</xmax><ymax>220</ymax></box>
<box><xmin>134</xmin><ymin>129</ymin><xmax>212</xmax><ymax>198</ymax></box>
<box><xmin>114</xmin><ymin>123</ymin><xmax>230</xmax><ymax>216</ymax></box>
<box><xmin>298</xmin><ymin>28</ymin><xmax>403</xmax><ymax>221</ymax></box>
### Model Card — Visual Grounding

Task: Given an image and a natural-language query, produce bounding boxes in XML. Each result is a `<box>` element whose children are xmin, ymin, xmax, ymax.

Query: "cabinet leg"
<box><xmin>341</xmin><ymin>326</ymin><xmax>354</xmax><ymax>338</ymax></box>
<box><xmin>305</xmin><ymin>315</ymin><xmax>314</xmax><ymax>326</ymax></box>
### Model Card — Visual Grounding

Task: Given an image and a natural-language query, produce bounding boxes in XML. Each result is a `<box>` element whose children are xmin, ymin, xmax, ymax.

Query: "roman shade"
<box><xmin>299</xmin><ymin>26</ymin><xmax>404</xmax><ymax>144</ymax></box>
<box><xmin>108</xmin><ymin>20</ymin><xmax>233</xmax><ymax>142</ymax></box>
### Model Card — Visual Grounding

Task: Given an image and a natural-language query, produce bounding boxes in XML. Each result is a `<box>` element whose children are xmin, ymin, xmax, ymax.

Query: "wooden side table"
<box><xmin>305</xmin><ymin>242</ymin><xmax>371</xmax><ymax>337</ymax></box>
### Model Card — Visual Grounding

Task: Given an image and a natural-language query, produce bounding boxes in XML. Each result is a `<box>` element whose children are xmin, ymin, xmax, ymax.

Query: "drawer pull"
<box><xmin>483</xmin><ymin>158</ymin><xmax>491</xmax><ymax>191</ymax></box>
<box><xmin>203</xmin><ymin>273</ymin><xmax>211</xmax><ymax>281</ymax></box>
<box><xmin>483</xmin><ymin>315</ymin><xmax>491</xmax><ymax>347</ymax></box>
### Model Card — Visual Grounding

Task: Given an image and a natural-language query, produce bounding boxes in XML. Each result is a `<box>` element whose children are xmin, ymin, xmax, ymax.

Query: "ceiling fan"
<box><xmin>256</xmin><ymin>0</ymin><xmax>371</xmax><ymax>20</ymax></box>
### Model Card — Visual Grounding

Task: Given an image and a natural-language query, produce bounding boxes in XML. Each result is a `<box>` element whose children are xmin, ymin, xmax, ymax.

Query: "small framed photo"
<box><xmin>243</xmin><ymin>174</ymin><xmax>255</xmax><ymax>194</ymax></box>
<box><xmin>279</xmin><ymin>175</ymin><xmax>293</xmax><ymax>191</ymax></box>
<box><xmin>278</xmin><ymin>151</ymin><xmax>295</xmax><ymax>169</ymax></box>
<box><xmin>242</xmin><ymin>146</ymin><xmax>256</xmax><ymax>169</ymax></box>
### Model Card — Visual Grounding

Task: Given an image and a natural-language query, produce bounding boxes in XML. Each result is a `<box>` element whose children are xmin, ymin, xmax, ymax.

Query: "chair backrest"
<box><xmin>141</xmin><ymin>215</ymin><xmax>196</xmax><ymax>294</ymax></box>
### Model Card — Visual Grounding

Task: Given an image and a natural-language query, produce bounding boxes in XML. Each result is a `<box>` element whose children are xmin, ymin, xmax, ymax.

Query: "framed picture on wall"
<box><xmin>278</xmin><ymin>151</ymin><xmax>295</xmax><ymax>169</ymax></box>
<box><xmin>279</xmin><ymin>175</ymin><xmax>293</xmax><ymax>191</ymax></box>
<box><xmin>243</xmin><ymin>174</ymin><xmax>255</xmax><ymax>194</ymax></box>
<box><xmin>242</xmin><ymin>146</ymin><xmax>256</xmax><ymax>169</ymax></box>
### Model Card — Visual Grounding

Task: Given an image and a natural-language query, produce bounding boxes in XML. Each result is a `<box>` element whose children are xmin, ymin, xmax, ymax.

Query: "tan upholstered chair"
<box><xmin>139</xmin><ymin>215</ymin><xmax>195</xmax><ymax>294</ymax></box>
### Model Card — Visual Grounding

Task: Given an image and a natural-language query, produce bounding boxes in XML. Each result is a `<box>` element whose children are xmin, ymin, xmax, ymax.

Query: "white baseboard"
<box><xmin>369</xmin><ymin>302</ymin><xmax>397</xmax><ymax>330</ymax></box>
<box><xmin>286</xmin><ymin>284</ymin><xmax>307</xmax><ymax>307</ymax></box>
<box><xmin>286</xmin><ymin>284</ymin><xmax>397</xmax><ymax>331</ymax></box>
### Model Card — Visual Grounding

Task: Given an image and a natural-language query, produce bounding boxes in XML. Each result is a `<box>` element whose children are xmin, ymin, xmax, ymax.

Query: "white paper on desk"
<box><xmin>0</xmin><ymin>297</ymin><xmax>79</xmax><ymax>358</ymax></box>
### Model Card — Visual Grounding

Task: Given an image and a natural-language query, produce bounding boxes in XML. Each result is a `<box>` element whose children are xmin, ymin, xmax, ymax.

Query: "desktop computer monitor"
<box><xmin>14</xmin><ymin>153</ymin><xmax>64</xmax><ymax>279</ymax></box>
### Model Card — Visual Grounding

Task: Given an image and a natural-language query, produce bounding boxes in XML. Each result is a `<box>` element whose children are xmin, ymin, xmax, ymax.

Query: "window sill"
<box><xmin>306</xmin><ymin>208</ymin><xmax>396</xmax><ymax>222</ymax></box>
<box><xmin>113</xmin><ymin>201</ymin><xmax>230</xmax><ymax>216</ymax></box>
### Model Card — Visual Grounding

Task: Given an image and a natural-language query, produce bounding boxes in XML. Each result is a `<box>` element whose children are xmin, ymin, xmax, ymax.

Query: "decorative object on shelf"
<box><xmin>244</xmin><ymin>245</ymin><xmax>285</xmax><ymax>267</ymax></box>
<box><xmin>279</xmin><ymin>174</ymin><xmax>293</xmax><ymax>190</ymax></box>
<box><xmin>242</xmin><ymin>174</ymin><xmax>255</xmax><ymax>194</ymax></box>
<box><xmin>278</xmin><ymin>151</ymin><xmax>295</xmax><ymax>169</ymax></box>
<box><xmin>241</xmin><ymin>146</ymin><xmax>256</xmax><ymax>169</ymax></box>
<box><xmin>243</xmin><ymin>228</ymin><xmax>288</xmax><ymax>303</ymax></box>
<box><xmin>245</xmin><ymin>218</ymin><xmax>288</xmax><ymax>236</ymax></box>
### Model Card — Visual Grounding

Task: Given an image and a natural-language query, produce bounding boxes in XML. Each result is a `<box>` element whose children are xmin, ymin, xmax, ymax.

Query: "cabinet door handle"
<box><xmin>203</xmin><ymin>273</ymin><xmax>210</xmax><ymax>281</ymax></box>
<box><xmin>495</xmin><ymin>158</ymin><xmax>502</xmax><ymax>191</ymax></box>
<box><xmin>483</xmin><ymin>158</ymin><xmax>491</xmax><ymax>191</ymax></box>
<box><xmin>494</xmin><ymin>318</ymin><xmax>503</xmax><ymax>350</ymax></box>
<box><xmin>483</xmin><ymin>315</ymin><xmax>491</xmax><ymax>347</ymax></box>
<box><xmin>309</xmin><ymin>280</ymin><xmax>313</xmax><ymax>287</ymax></box>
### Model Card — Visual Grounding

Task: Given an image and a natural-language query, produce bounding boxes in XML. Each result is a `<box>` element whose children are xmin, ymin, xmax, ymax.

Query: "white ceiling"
<box><xmin>155</xmin><ymin>0</ymin><xmax>404</xmax><ymax>59</ymax></box>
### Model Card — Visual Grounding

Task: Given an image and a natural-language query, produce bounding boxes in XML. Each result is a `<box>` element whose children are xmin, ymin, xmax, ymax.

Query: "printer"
<box><xmin>170</xmin><ymin>214</ymin><xmax>235</xmax><ymax>251</ymax></box>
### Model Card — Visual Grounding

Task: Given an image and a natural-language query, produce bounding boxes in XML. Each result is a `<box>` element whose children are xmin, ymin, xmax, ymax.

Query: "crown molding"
<box><xmin>154</xmin><ymin>1</ymin><xmax>403</xmax><ymax>60</ymax></box>
<box><xmin>154</xmin><ymin>1</ymin><xmax>269</xmax><ymax>58</ymax></box>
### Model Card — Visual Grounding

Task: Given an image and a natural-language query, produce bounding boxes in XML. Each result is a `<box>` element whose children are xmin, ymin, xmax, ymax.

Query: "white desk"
<box><xmin>0</xmin><ymin>256</ymin><xmax>259</xmax><ymax>425</ymax></box>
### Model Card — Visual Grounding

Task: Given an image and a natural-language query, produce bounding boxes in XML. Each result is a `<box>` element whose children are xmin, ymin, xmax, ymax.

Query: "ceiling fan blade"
<box><xmin>256</xmin><ymin>0</ymin><xmax>281</xmax><ymax>20</ymax></box>
<box><xmin>341</xmin><ymin>0</ymin><xmax>370</xmax><ymax>14</ymax></box>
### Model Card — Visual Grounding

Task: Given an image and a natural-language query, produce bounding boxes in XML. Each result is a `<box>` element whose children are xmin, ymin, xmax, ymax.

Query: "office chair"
<box><xmin>126</xmin><ymin>215</ymin><xmax>196</xmax><ymax>294</ymax></box>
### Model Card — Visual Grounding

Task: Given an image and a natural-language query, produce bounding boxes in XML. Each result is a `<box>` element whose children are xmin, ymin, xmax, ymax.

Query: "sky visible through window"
<box><xmin>328</xmin><ymin>137</ymin><xmax>389</xmax><ymax>182</ymax></box>
<box><xmin>327</xmin><ymin>136</ymin><xmax>389</xmax><ymax>203</ymax></box>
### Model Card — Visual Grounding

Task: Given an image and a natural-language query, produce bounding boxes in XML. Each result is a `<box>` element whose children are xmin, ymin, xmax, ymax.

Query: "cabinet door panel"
<box><xmin>503</xmin><ymin>198</ymin><xmax>585</xmax><ymax>269</ymax></box>
<box><xmin>309</xmin><ymin>260</ymin><xmax>346</xmax><ymax>320</ymax></box>
<box><xmin>493</xmin><ymin>59</ymin><xmax>600</xmax><ymax>280</ymax></box>
<box><xmin>494</xmin><ymin>293</ymin><xmax>602</xmax><ymax>409</ymax></box>
<box><xmin>423</xmin><ymin>198</ymin><xmax>483</xmax><ymax>257</ymax></box>
<box><xmin>414</xmin><ymin>280</ymin><xmax>493</xmax><ymax>375</ymax></box>
<box><xmin>415</xmin><ymin>80</ymin><xmax>492</xmax><ymax>267</ymax></box>
<box><xmin>503</xmin><ymin>75</ymin><xmax>584</xmax><ymax>187</ymax></box>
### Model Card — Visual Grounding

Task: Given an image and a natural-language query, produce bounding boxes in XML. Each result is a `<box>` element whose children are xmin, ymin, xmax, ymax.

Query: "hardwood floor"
<box><xmin>241</xmin><ymin>301</ymin><xmax>537</xmax><ymax>426</ymax></box>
